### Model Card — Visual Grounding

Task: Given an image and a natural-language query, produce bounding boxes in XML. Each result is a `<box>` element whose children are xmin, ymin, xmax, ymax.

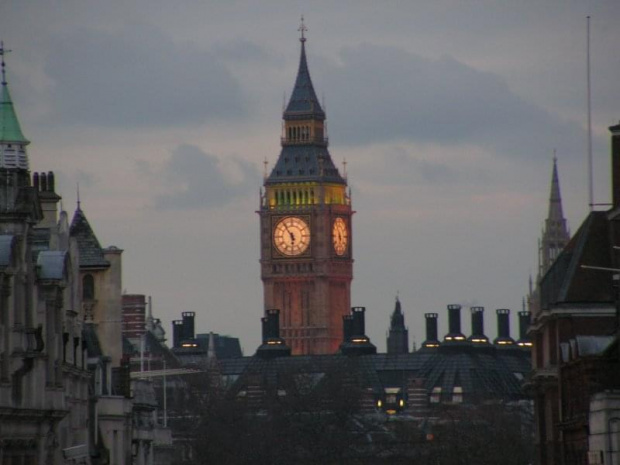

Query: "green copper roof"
<box><xmin>0</xmin><ymin>82</ymin><xmax>28</xmax><ymax>144</ymax></box>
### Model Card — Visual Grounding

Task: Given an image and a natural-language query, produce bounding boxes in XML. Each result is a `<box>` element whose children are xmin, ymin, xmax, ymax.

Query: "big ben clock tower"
<box><xmin>258</xmin><ymin>21</ymin><xmax>353</xmax><ymax>355</ymax></box>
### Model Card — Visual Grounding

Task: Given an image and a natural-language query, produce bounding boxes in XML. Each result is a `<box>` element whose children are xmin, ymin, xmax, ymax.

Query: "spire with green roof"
<box><xmin>0</xmin><ymin>42</ymin><xmax>29</xmax><ymax>170</ymax></box>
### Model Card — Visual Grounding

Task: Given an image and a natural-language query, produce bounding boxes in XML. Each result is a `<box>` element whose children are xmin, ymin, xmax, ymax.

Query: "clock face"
<box><xmin>273</xmin><ymin>217</ymin><xmax>311</xmax><ymax>256</ymax></box>
<box><xmin>332</xmin><ymin>217</ymin><xmax>348</xmax><ymax>256</ymax></box>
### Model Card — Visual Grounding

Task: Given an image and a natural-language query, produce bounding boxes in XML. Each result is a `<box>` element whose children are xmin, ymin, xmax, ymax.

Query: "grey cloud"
<box><xmin>76</xmin><ymin>169</ymin><xmax>99</xmax><ymax>187</ymax></box>
<box><xmin>43</xmin><ymin>22</ymin><xmax>248</xmax><ymax>127</ymax></box>
<box><xmin>212</xmin><ymin>39</ymin><xmax>281</xmax><ymax>64</ymax></box>
<box><xmin>320</xmin><ymin>44</ymin><xmax>600</xmax><ymax>161</ymax></box>
<box><xmin>354</xmin><ymin>147</ymin><xmax>481</xmax><ymax>187</ymax></box>
<box><xmin>155</xmin><ymin>144</ymin><xmax>259</xmax><ymax>210</ymax></box>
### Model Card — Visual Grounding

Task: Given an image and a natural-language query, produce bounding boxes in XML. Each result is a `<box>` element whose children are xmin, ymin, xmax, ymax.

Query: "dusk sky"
<box><xmin>1</xmin><ymin>1</ymin><xmax>619</xmax><ymax>353</ymax></box>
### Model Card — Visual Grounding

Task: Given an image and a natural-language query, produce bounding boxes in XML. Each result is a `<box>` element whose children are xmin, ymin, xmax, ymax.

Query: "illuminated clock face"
<box><xmin>332</xmin><ymin>217</ymin><xmax>348</xmax><ymax>256</ymax></box>
<box><xmin>273</xmin><ymin>217</ymin><xmax>310</xmax><ymax>256</ymax></box>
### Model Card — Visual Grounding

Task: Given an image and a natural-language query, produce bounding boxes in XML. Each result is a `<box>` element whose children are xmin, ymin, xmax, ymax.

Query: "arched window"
<box><xmin>83</xmin><ymin>274</ymin><xmax>95</xmax><ymax>300</ymax></box>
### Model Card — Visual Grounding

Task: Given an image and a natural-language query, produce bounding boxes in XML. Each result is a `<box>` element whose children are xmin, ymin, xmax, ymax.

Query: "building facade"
<box><xmin>0</xmin><ymin>45</ymin><xmax>91</xmax><ymax>464</ymax></box>
<box><xmin>529</xmin><ymin>124</ymin><xmax>620</xmax><ymax>465</ymax></box>
<box><xmin>258</xmin><ymin>26</ymin><xmax>353</xmax><ymax>355</ymax></box>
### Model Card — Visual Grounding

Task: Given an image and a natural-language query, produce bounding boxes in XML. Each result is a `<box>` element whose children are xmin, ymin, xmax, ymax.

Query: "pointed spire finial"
<box><xmin>0</xmin><ymin>41</ymin><xmax>11</xmax><ymax>86</ymax></box>
<box><xmin>76</xmin><ymin>183</ymin><xmax>81</xmax><ymax>210</ymax></box>
<box><xmin>298</xmin><ymin>15</ymin><xmax>307</xmax><ymax>43</ymax></box>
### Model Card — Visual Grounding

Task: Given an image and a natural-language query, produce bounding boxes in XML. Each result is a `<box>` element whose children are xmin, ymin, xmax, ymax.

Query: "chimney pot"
<box><xmin>494</xmin><ymin>309</ymin><xmax>514</xmax><ymax>346</ymax></box>
<box><xmin>181</xmin><ymin>311</ymin><xmax>195</xmax><ymax>340</ymax></box>
<box><xmin>423</xmin><ymin>313</ymin><xmax>440</xmax><ymax>348</ymax></box>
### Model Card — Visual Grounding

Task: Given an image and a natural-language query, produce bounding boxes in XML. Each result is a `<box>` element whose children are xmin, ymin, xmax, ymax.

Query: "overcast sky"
<box><xmin>1</xmin><ymin>1</ymin><xmax>619</xmax><ymax>353</ymax></box>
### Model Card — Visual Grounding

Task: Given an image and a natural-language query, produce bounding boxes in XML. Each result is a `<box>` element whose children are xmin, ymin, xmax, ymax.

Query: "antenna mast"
<box><xmin>587</xmin><ymin>16</ymin><xmax>593</xmax><ymax>211</ymax></box>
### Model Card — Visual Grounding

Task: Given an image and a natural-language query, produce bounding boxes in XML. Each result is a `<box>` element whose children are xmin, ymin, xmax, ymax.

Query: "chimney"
<box><xmin>256</xmin><ymin>309</ymin><xmax>290</xmax><ymax>359</ymax></box>
<box><xmin>494</xmin><ymin>309</ymin><xmax>514</xmax><ymax>346</ymax></box>
<box><xmin>469</xmin><ymin>307</ymin><xmax>489</xmax><ymax>344</ymax></box>
<box><xmin>444</xmin><ymin>304</ymin><xmax>465</xmax><ymax>342</ymax></box>
<box><xmin>182</xmin><ymin>312</ymin><xmax>195</xmax><ymax>340</ymax></box>
<box><xmin>610</xmin><ymin>122</ymin><xmax>620</xmax><ymax>209</ymax></box>
<box><xmin>262</xmin><ymin>308</ymin><xmax>281</xmax><ymax>341</ymax></box>
<box><xmin>351</xmin><ymin>307</ymin><xmax>366</xmax><ymax>337</ymax></box>
<box><xmin>342</xmin><ymin>314</ymin><xmax>354</xmax><ymax>343</ymax></box>
<box><xmin>517</xmin><ymin>311</ymin><xmax>532</xmax><ymax>348</ymax></box>
<box><xmin>422</xmin><ymin>313</ymin><xmax>440</xmax><ymax>348</ymax></box>
<box><xmin>340</xmin><ymin>307</ymin><xmax>376</xmax><ymax>356</ymax></box>
<box><xmin>34</xmin><ymin>170</ymin><xmax>61</xmax><ymax>228</ymax></box>
<box><xmin>172</xmin><ymin>320</ymin><xmax>183</xmax><ymax>348</ymax></box>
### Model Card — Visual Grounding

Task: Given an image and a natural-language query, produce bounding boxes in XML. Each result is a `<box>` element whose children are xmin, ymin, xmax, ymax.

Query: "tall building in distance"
<box><xmin>528</xmin><ymin>156</ymin><xmax>570</xmax><ymax>315</ymax></box>
<box><xmin>386</xmin><ymin>296</ymin><xmax>409</xmax><ymax>354</ymax></box>
<box><xmin>538</xmin><ymin>156</ymin><xmax>570</xmax><ymax>279</ymax></box>
<box><xmin>258</xmin><ymin>21</ymin><xmax>353</xmax><ymax>355</ymax></box>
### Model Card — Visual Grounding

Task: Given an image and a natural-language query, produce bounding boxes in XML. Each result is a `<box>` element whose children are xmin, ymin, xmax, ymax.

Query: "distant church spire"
<box><xmin>539</xmin><ymin>155</ymin><xmax>570</xmax><ymax>279</ymax></box>
<box><xmin>387</xmin><ymin>295</ymin><xmax>409</xmax><ymax>354</ymax></box>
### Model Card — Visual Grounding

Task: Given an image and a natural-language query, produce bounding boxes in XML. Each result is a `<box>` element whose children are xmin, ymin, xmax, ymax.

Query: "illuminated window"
<box><xmin>430</xmin><ymin>386</ymin><xmax>442</xmax><ymax>403</ymax></box>
<box><xmin>452</xmin><ymin>386</ymin><xmax>463</xmax><ymax>403</ymax></box>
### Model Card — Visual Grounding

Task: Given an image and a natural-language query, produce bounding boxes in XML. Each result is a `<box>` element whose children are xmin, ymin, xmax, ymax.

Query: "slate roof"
<box><xmin>227</xmin><ymin>354</ymin><xmax>384</xmax><ymax>397</ymax></box>
<box><xmin>540</xmin><ymin>211</ymin><xmax>614</xmax><ymax>308</ymax></box>
<box><xmin>195</xmin><ymin>333</ymin><xmax>243</xmax><ymax>359</ymax></box>
<box><xmin>283</xmin><ymin>39</ymin><xmax>325</xmax><ymax>121</ymax></box>
<box><xmin>0</xmin><ymin>80</ymin><xmax>28</xmax><ymax>144</ymax></box>
<box><xmin>69</xmin><ymin>207</ymin><xmax>110</xmax><ymax>269</ymax></box>
<box><xmin>267</xmin><ymin>144</ymin><xmax>345</xmax><ymax>185</ymax></box>
<box><xmin>372</xmin><ymin>345</ymin><xmax>530</xmax><ymax>403</ymax></box>
<box><xmin>204</xmin><ymin>342</ymin><xmax>531</xmax><ymax>405</ymax></box>
<box><xmin>37</xmin><ymin>250</ymin><xmax>67</xmax><ymax>280</ymax></box>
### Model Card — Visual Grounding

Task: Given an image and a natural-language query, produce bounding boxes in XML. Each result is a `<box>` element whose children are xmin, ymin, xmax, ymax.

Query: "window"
<box><xmin>452</xmin><ymin>386</ymin><xmax>463</xmax><ymax>403</ymax></box>
<box><xmin>83</xmin><ymin>274</ymin><xmax>95</xmax><ymax>300</ymax></box>
<box><xmin>430</xmin><ymin>386</ymin><xmax>442</xmax><ymax>403</ymax></box>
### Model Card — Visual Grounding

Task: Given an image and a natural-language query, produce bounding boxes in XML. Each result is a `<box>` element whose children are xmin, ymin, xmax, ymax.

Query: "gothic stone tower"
<box><xmin>386</xmin><ymin>296</ymin><xmax>408</xmax><ymax>354</ymax></box>
<box><xmin>528</xmin><ymin>156</ymin><xmax>570</xmax><ymax>315</ymax></box>
<box><xmin>538</xmin><ymin>156</ymin><xmax>570</xmax><ymax>279</ymax></box>
<box><xmin>259</xmin><ymin>26</ymin><xmax>352</xmax><ymax>355</ymax></box>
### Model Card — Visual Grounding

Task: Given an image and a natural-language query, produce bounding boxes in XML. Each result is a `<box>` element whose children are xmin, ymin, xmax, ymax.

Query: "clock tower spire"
<box><xmin>258</xmin><ymin>23</ymin><xmax>353</xmax><ymax>355</ymax></box>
